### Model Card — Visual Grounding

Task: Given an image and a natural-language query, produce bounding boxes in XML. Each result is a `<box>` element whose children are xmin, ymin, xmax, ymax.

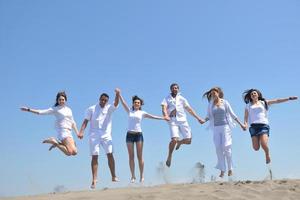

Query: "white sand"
<box><xmin>2</xmin><ymin>179</ymin><xmax>300</xmax><ymax>200</ymax></box>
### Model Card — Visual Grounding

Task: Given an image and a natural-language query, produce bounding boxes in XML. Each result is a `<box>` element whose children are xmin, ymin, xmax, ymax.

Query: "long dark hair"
<box><xmin>54</xmin><ymin>91</ymin><xmax>67</xmax><ymax>107</ymax></box>
<box><xmin>132</xmin><ymin>95</ymin><xmax>144</xmax><ymax>110</ymax></box>
<box><xmin>243</xmin><ymin>89</ymin><xmax>268</xmax><ymax>110</ymax></box>
<box><xmin>202</xmin><ymin>87</ymin><xmax>224</xmax><ymax>102</ymax></box>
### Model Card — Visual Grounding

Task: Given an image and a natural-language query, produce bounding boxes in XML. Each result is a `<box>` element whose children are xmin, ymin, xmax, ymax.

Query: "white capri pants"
<box><xmin>213</xmin><ymin>124</ymin><xmax>233</xmax><ymax>172</ymax></box>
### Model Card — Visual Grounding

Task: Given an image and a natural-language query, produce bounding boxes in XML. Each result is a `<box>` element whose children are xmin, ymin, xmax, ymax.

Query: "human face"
<box><xmin>250</xmin><ymin>90</ymin><xmax>259</xmax><ymax>101</ymax></box>
<box><xmin>133</xmin><ymin>99</ymin><xmax>141</xmax><ymax>110</ymax></box>
<box><xmin>211</xmin><ymin>89</ymin><xmax>219</xmax><ymax>100</ymax></box>
<box><xmin>170</xmin><ymin>85</ymin><xmax>179</xmax><ymax>96</ymax></box>
<box><xmin>99</xmin><ymin>96</ymin><xmax>109</xmax><ymax>108</ymax></box>
<box><xmin>57</xmin><ymin>96</ymin><xmax>66</xmax><ymax>106</ymax></box>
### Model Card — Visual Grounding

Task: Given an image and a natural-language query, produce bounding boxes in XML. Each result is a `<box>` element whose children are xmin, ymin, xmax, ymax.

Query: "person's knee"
<box><xmin>107</xmin><ymin>153</ymin><xmax>114</xmax><ymax>159</ymax></box>
<box><xmin>186</xmin><ymin>138</ymin><xmax>192</xmax><ymax>144</ymax></box>
<box><xmin>253</xmin><ymin>146</ymin><xmax>260</xmax><ymax>151</ymax></box>
<box><xmin>170</xmin><ymin>139</ymin><xmax>177</xmax><ymax>144</ymax></box>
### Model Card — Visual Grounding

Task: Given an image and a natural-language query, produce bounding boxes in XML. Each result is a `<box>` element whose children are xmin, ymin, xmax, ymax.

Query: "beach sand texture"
<box><xmin>2</xmin><ymin>179</ymin><xmax>300</xmax><ymax>200</ymax></box>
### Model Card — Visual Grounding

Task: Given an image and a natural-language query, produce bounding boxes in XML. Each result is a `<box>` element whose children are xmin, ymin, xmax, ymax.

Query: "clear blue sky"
<box><xmin>1</xmin><ymin>0</ymin><xmax>300</xmax><ymax>197</ymax></box>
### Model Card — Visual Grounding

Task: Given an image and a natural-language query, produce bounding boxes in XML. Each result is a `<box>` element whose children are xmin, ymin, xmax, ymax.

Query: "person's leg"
<box><xmin>166</xmin><ymin>138</ymin><xmax>178</xmax><ymax>167</ymax></box>
<box><xmin>166</xmin><ymin>122</ymin><xmax>180</xmax><ymax>167</ymax></box>
<box><xmin>224</xmin><ymin>145</ymin><xmax>233</xmax><ymax>176</ymax></box>
<box><xmin>107</xmin><ymin>153</ymin><xmax>118</xmax><ymax>181</ymax></box>
<box><xmin>103</xmin><ymin>140</ymin><xmax>118</xmax><ymax>181</ymax></box>
<box><xmin>175</xmin><ymin>122</ymin><xmax>192</xmax><ymax>150</ymax></box>
<box><xmin>259</xmin><ymin>134</ymin><xmax>270</xmax><ymax>164</ymax></box>
<box><xmin>127</xmin><ymin>142</ymin><xmax>136</xmax><ymax>182</ymax></box>
<box><xmin>60</xmin><ymin>137</ymin><xmax>77</xmax><ymax>156</ymax></box>
<box><xmin>136</xmin><ymin>141</ymin><xmax>144</xmax><ymax>182</ymax></box>
<box><xmin>91</xmin><ymin>155</ymin><xmax>98</xmax><ymax>189</ymax></box>
<box><xmin>213</xmin><ymin>127</ymin><xmax>225</xmax><ymax>177</ymax></box>
<box><xmin>251</xmin><ymin>136</ymin><xmax>260</xmax><ymax>151</ymax></box>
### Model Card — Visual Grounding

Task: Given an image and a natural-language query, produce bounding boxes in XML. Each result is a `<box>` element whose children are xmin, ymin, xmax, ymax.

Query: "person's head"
<box><xmin>132</xmin><ymin>95</ymin><xmax>144</xmax><ymax>110</ymax></box>
<box><xmin>202</xmin><ymin>87</ymin><xmax>224</xmax><ymax>102</ymax></box>
<box><xmin>170</xmin><ymin>83</ymin><xmax>179</xmax><ymax>96</ymax></box>
<box><xmin>243</xmin><ymin>88</ymin><xmax>268</xmax><ymax>110</ymax></box>
<box><xmin>99</xmin><ymin>93</ymin><xmax>109</xmax><ymax>108</ymax></box>
<box><xmin>54</xmin><ymin>91</ymin><xmax>67</xmax><ymax>107</ymax></box>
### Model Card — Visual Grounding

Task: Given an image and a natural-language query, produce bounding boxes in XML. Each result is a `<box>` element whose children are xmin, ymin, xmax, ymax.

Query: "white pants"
<box><xmin>213</xmin><ymin>125</ymin><xmax>233</xmax><ymax>172</ymax></box>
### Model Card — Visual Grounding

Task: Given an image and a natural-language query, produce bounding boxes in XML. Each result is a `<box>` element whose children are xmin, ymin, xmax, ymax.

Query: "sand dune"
<box><xmin>2</xmin><ymin>179</ymin><xmax>300</xmax><ymax>200</ymax></box>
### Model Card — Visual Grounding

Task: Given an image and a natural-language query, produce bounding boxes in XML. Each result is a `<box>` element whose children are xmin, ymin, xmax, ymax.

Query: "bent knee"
<box><xmin>253</xmin><ymin>146</ymin><xmax>260</xmax><ymax>151</ymax></box>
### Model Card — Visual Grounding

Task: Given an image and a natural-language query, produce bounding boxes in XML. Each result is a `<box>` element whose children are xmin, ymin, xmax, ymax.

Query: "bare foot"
<box><xmin>42</xmin><ymin>137</ymin><xmax>58</xmax><ymax>145</ymax></box>
<box><xmin>140</xmin><ymin>177</ymin><xmax>144</xmax><ymax>183</ymax></box>
<box><xmin>90</xmin><ymin>180</ymin><xmax>97</xmax><ymax>189</ymax></box>
<box><xmin>166</xmin><ymin>158</ymin><xmax>171</xmax><ymax>167</ymax></box>
<box><xmin>48</xmin><ymin>144</ymin><xmax>57</xmax><ymax>151</ymax></box>
<box><xmin>228</xmin><ymin>170</ymin><xmax>233</xmax><ymax>176</ymax></box>
<box><xmin>266</xmin><ymin>154</ymin><xmax>271</xmax><ymax>164</ymax></box>
<box><xmin>175</xmin><ymin>141</ymin><xmax>182</xmax><ymax>150</ymax></box>
<box><xmin>219</xmin><ymin>171</ymin><xmax>225</xmax><ymax>178</ymax></box>
<box><xmin>112</xmin><ymin>177</ymin><xmax>120</xmax><ymax>182</ymax></box>
<box><xmin>130</xmin><ymin>177</ymin><xmax>136</xmax><ymax>183</ymax></box>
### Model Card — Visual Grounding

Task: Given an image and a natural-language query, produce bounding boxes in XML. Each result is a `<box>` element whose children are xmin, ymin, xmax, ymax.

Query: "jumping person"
<box><xmin>118</xmin><ymin>88</ymin><xmax>168</xmax><ymax>183</ymax></box>
<box><xmin>78</xmin><ymin>89</ymin><xmax>120</xmax><ymax>189</ymax></box>
<box><xmin>161</xmin><ymin>83</ymin><xmax>205</xmax><ymax>167</ymax></box>
<box><xmin>243</xmin><ymin>89</ymin><xmax>297</xmax><ymax>164</ymax></box>
<box><xmin>202</xmin><ymin>87</ymin><xmax>245</xmax><ymax>178</ymax></box>
<box><xmin>20</xmin><ymin>91</ymin><xmax>79</xmax><ymax>156</ymax></box>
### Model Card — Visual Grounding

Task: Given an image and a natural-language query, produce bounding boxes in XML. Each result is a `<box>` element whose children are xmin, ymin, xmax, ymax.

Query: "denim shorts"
<box><xmin>249</xmin><ymin>123</ymin><xmax>270</xmax><ymax>137</ymax></box>
<box><xmin>126</xmin><ymin>131</ymin><xmax>144</xmax><ymax>143</ymax></box>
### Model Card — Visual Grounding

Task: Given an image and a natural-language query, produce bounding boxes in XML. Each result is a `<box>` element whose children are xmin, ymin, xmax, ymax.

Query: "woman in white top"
<box><xmin>243</xmin><ymin>89</ymin><xmax>297</xmax><ymax>164</ymax></box>
<box><xmin>118</xmin><ymin>88</ymin><xmax>168</xmax><ymax>183</ymax></box>
<box><xmin>21</xmin><ymin>91</ymin><xmax>79</xmax><ymax>156</ymax></box>
<box><xmin>203</xmin><ymin>87</ymin><xmax>245</xmax><ymax>178</ymax></box>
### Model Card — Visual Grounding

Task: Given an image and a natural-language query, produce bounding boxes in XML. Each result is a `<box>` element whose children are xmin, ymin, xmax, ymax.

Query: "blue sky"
<box><xmin>1</xmin><ymin>0</ymin><xmax>300</xmax><ymax>197</ymax></box>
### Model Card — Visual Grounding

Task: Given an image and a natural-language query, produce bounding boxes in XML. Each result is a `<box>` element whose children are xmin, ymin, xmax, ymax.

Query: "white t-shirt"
<box><xmin>246</xmin><ymin>101</ymin><xmax>269</xmax><ymax>125</ymax></box>
<box><xmin>161</xmin><ymin>93</ymin><xmax>190</xmax><ymax>122</ymax></box>
<box><xmin>38</xmin><ymin>105</ymin><xmax>75</xmax><ymax>131</ymax></box>
<box><xmin>85</xmin><ymin>103</ymin><xmax>117</xmax><ymax>139</ymax></box>
<box><xmin>127</xmin><ymin>110</ymin><xmax>148</xmax><ymax>132</ymax></box>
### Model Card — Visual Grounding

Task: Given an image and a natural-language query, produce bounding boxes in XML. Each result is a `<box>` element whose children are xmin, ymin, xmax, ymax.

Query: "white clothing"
<box><xmin>127</xmin><ymin>110</ymin><xmax>148</xmax><ymax>132</ymax></box>
<box><xmin>38</xmin><ymin>105</ymin><xmax>75</xmax><ymax>141</ymax></box>
<box><xmin>38</xmin><ymin>105</ymin><xmax>75</xmax><ymax>130</ymax></box>
<box><xmin>161</xmin><ymin>93</ymin><xmax>190</xmax><ymax>122</ymax></box>
<box><xmin>57</xmin><ymin>128</ymin><xmax>73</xmax><ymax>141</ymax></box>
<box><xmin>213</xmin><ymin>125</ymin><xmax>233</xmax><ymax>171</ymax></box>
<box><xmin>168</xmin><ymin>119</ymin><xmax>192</xmax><ymax>139</ymax></box>
<box><xmin>85</xmin><ymin>103</ymin><xmax>117</xmax><ymax>140</ymax></box>
<box><xmin>246</xmin><ymin>101</ymin><xmax>269</xmax><ymax>125</ymax></box>
<box><xmin>206</xmin><ymin>99</ymin><xmax>237</xmax><ymax>130</ymax></box>
<box><xmin>89</xmin><ymin>132</ymin><xmax>113</xmax><ymax>155</ymax></box>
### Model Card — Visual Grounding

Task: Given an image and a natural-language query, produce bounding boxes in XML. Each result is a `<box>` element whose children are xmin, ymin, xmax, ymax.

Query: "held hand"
<box><xmin>78</xmin><ymin>132</ymin><xmax>84</xmax><ymax>139</ymax></box>
<box><xmin>241</xmin><ymin>124</ymin><xmax>247</xmax><ymax>131</ymax></box>
<box><xmin>198</xmin><ymin>118</ymin><xmax>205</xmax><ymax>124</ymax></box>
<box><xmin>115</xmin><ymin>88</ymin><xmax>121</xmax><ymax>94</ymax></box>
<box><xmin>164</xmin><ymin>116</ymin><xmax>170</xmax><ymax>121</ymax></box>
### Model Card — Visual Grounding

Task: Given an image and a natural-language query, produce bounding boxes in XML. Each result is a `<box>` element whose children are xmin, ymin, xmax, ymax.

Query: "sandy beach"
<box><xmin>2</xmin><ymin>179</ymin><xmax>300</xmax><ymax>200</ymax></box>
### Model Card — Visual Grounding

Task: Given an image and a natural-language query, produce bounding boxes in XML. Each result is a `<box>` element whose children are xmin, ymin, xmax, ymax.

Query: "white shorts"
<box><xmin>56</xmin><ymin>128</ymin><xmax>73</xmax><ymax>141</ymax></box>
<box><xmin>89</xmin><ymin>133</ymin><xmax>113</xmax><ymax>155</ymax></box>
<box><xmin>168</xmin><ymin>119</ymin><xmax>192</xmax><ymax>139</ymax></box>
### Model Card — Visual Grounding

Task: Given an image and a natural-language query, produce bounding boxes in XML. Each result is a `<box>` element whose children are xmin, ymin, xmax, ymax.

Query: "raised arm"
<box><xmin>117</xmin><ymin>89</ymin><xmax>130</xmax><ymax>113</ymax></box>
<box><xmin>114</xmin><ymin>88</ymin><xmax>120</xmax><ymax>107</ymax></box>
<box><xmin>20</xmin><ymin>106</ymin><xmax>53</xmax><ymax>115</ymax></box>
<box><xmin>267</xmin><ymin>96</ymin><xmax>298</xmax><ymax>106</ymax></box>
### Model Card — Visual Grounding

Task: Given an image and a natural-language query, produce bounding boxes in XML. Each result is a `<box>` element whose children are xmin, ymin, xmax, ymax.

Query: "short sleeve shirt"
<box><xmin>127</xmin><ymin>110</ymin><xmax>148</xmax><ymax>132</ymax></box>
<box><xmin>161</xmin><ymin>93</ymin><xmax>190</xmax><ymax>122</ymax></box>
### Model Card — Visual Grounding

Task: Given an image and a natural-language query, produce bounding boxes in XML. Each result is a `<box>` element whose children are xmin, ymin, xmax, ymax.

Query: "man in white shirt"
<box><xmin>162</xmin><ymin>83</ymin><xmax>204</xmax><ymax>167</ymax></box>
<box><xmin>78</xmin><ymin>89</ymin><xmax>120</xmax><ymax>189</ymax></box>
